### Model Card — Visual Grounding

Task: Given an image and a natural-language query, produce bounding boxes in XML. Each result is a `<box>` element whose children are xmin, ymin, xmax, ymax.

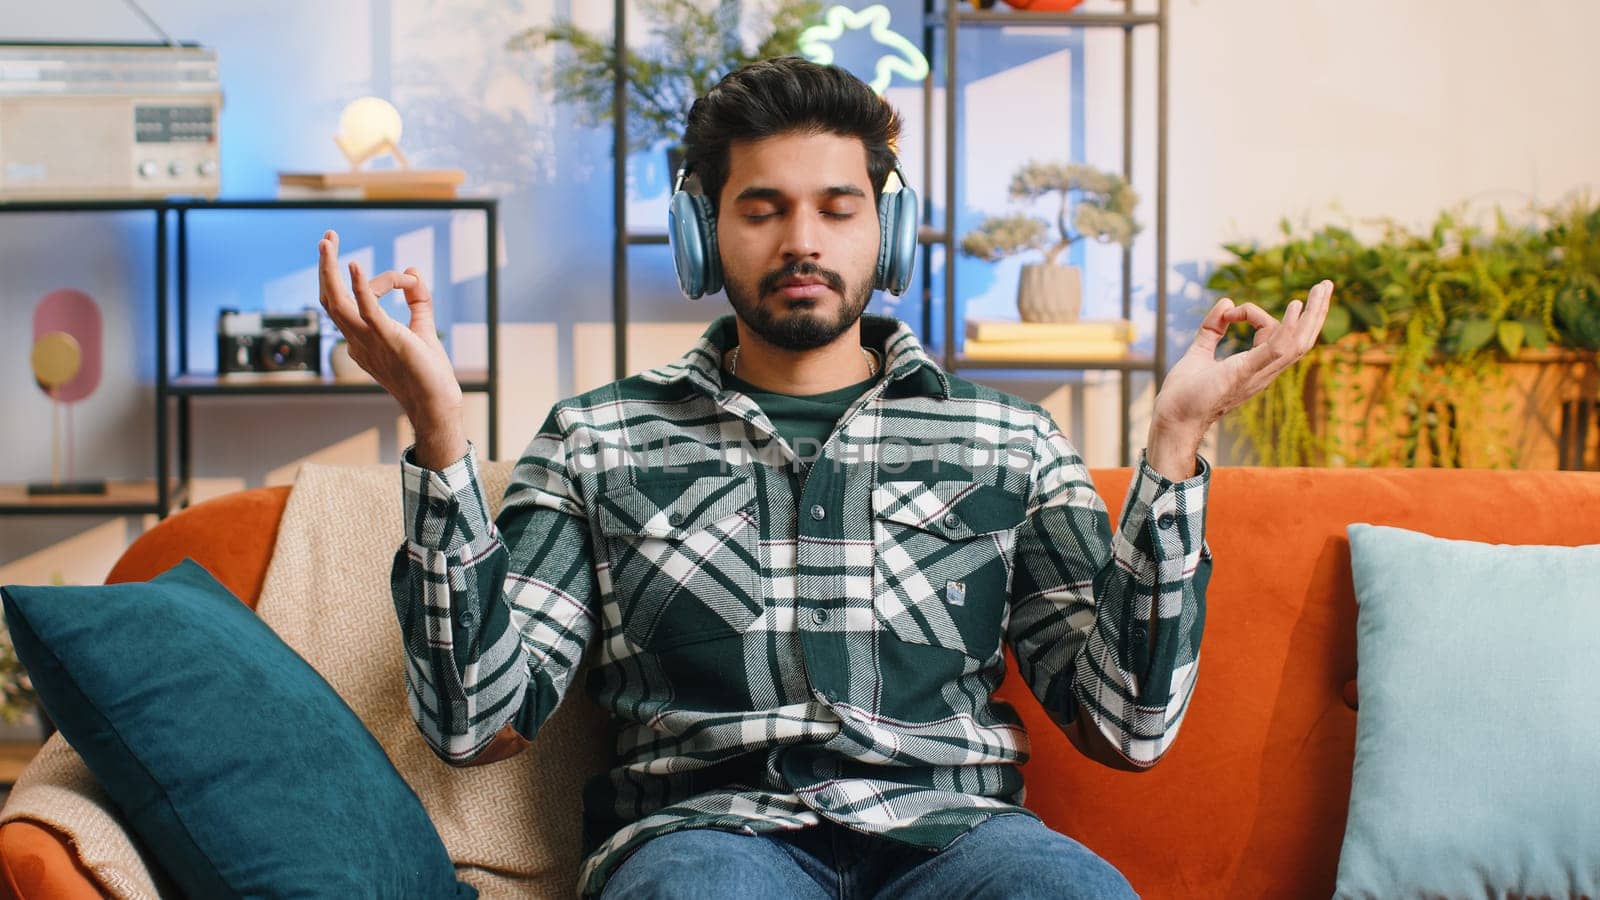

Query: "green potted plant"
<box><xmin>507</xmin><ymin>0</ymin><xmax>824</xmax><ymax>175</ymax></box>
<box><xmin>1206</xmin><ymin>196</ymin><xmax>1600</xmax><ymax>468</ymax></box>
<box><xmin>0</xmin><ymin>626</ymin><xmax>36</xmax><ymax>727</ymax></box>
<box><xmin>959</xmin><ymin>161</ymin><xmax>1140</xmax><ymax>322</ymax></box>
<box><xmin>0</xmin><ymin>570</ymin><xmax>42</xmax><ymax>730</ymax></box>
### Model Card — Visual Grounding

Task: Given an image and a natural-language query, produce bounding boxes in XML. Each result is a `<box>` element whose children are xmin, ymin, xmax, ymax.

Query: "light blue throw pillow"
<box><xmin>1335</xmin><ymin>523</ymin><xmax>1600</xmax><ymax>899</ymax></box>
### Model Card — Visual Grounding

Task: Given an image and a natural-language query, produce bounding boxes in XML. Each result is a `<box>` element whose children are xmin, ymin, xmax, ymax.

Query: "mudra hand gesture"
<box><xmin>316</xmin><ymin>230</ymin><xmax>463</xmax><ymax>428</ymax></box>
<box><xmin>316</xmin><ymin>230</ymin><xmax>471</xmax><ymax>469</ymax></box>
<box><xmin>1144</xmin><ymin>280</ymin><xmax>1335</xmax><ymax>478</ymax></box>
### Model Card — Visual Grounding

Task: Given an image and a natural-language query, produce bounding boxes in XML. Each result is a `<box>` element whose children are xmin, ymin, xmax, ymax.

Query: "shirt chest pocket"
<box><xmin>872</xmin><ymin>480</ymin><xmax>1027</xmax><ymax>661</ymax></box>
<box><xmin>596</xmin><ymin>475</ymin><xmax>762</xmax><ymax>652</ymax></box>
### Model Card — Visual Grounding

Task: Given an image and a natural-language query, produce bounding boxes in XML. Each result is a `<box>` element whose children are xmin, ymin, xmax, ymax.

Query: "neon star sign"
<box><xmin>798</xmin><ymin>4</ymin><xmax>931</xmax><ymax>95</ymax></box>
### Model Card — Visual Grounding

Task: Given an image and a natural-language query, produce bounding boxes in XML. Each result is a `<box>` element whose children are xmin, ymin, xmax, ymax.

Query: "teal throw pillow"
<box><xmin>0</xmin><ymin>557</ymin><xmax>476</xmax><ymax>899</ymax></box>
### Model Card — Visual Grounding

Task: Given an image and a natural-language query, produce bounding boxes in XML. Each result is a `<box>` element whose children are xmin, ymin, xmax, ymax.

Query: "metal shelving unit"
<box><xmin>0</xmin><ymin>197</ymin><xmax>500</xmax><ymax>518</ymax></box>
<box><xmin>607</xmin><ymin>0</ymin><xmax>1166</xmax><ymax>465</ymax></box>
<box><xmin>926</xmin><ymin>0</ymin><xmax>1168</xmax><ymax>466</ymax></box>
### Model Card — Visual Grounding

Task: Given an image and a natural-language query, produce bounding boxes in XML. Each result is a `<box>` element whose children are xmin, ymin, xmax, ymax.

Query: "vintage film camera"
<box><xmin>216</xmin><ymin>307</ymin><xmax>322</xmax><ymax>378</ymax></box>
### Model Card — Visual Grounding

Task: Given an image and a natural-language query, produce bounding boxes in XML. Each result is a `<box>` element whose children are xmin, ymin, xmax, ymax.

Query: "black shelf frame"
<box><xmin>930</xmin><ymin>8</ymin><xmax>1161</xmax><ymax>27</ymax></box>
<box><xmin>925</xmin><ymin>0</ymin><xmax>1169</xmax><ymax>465</ymax></box>
<box><xmin>0</xmin><ymin>196</ymin><xmax>500</xmax><ymax>518</ymax></box>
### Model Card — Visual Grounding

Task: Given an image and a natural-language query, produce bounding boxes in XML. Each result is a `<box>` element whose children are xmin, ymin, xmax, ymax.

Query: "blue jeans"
<box><xmin>598</xmin><ymin>812</ymin><xmax>1140</xmax><ymax>899</ymax></box>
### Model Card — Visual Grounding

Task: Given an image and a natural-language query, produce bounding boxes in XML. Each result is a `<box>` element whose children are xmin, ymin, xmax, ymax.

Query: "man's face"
<box><xmin>716</xmin><ymin>131</ymin><xmax>881</xmax><ymax>351</ymax></box>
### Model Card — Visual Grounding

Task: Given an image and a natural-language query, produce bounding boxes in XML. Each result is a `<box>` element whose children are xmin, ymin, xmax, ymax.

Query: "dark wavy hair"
<box><xmin>681</xmin><ymin>56</ymin><xmax>902</xmax><ymax>217</ymax></box>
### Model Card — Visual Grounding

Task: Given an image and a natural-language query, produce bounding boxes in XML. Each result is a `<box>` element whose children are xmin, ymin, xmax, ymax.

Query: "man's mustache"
<box><xmin>760</xmin><ymin>262</ymin><xmax>845</xmax><ymax>296</ymax></box>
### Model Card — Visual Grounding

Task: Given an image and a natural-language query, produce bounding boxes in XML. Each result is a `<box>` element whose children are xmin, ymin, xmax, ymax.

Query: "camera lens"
<box><xmin>261</xmin><ymin>330</ymin><xmax>304</xmax><ymax>370</ymax></box>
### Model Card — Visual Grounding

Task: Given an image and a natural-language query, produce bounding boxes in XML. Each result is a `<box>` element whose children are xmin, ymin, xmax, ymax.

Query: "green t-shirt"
<box><xmin>722</xmin><ymin>368</ymin><xmax>878</xmax><ymax>467</ymax></box>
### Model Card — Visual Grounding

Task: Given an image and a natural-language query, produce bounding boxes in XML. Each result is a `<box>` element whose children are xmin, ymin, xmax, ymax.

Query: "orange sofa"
<box><xmin>4</xmin><ymin>465</ymin><xmax>1599</xmax><ymax>898</ymax></box>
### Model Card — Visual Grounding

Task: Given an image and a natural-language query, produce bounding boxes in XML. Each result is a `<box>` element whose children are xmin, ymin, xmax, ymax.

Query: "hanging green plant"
<box><xmin>506</xmin><ymin>0</ymin><xmax>824</xmax><ymax>156</ymax></box>
<box><xmin>1208</xmin><ymin>195</ymin><xmax>1600</xmax><ymax>468</ymax></box>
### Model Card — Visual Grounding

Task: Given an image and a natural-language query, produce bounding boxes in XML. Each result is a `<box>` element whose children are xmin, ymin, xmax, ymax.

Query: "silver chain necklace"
<box><xmin>727</xmin><ymin>344</ymin><xmax>879</xmax><ymax>380</ymax></box>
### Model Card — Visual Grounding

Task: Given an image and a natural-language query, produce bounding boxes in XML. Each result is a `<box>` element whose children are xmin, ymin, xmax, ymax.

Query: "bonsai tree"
<box><xmin>959</xmin><ymin>161</ymin><xmax>1141</xmax><ymax>322</ymax></box>
<box><xmin>507</xmin><ymin>0</ymin><xmax>824</xmax><ymax>156</ymax></box>
<box><xmin>960</xmin><ymin>161</ymin><xmax>1141</xmax><ymax>265</ymax></box>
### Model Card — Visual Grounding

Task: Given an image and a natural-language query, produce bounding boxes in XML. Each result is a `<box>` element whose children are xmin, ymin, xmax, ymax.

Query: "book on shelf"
<box><xmin>276</xmin><ymin>183</ymin><xmax>365</xmax><ymax>199</ymax></box>
<box><xmin>964</xmin><ymin>318</ymin><xmax>1135</xmax><ymax>344</ymax></box>
<box><xmin>961</xmin><ymin>338</ymin><xmax>1131</xmax><ymax>362</ymax></box>
<box><xmin>276</xmin><ymin>169</ymin><xmax>466</xmax><ymax>200</ymax></box>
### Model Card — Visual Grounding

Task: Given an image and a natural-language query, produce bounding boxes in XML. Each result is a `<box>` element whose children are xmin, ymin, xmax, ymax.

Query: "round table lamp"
<box><xmin>335</xmin><ymin>96</ymin><xmax>410</xmax><ymax>170</ymax></box>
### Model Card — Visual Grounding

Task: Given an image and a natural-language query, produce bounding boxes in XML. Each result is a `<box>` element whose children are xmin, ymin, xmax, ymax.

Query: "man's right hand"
<box><xmin>318</xmin><ymin>229</ymin><xmax>468</xmax><ymax>469</ymax></box>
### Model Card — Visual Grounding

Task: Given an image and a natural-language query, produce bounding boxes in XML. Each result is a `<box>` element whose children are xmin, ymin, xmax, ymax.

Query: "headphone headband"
<box><xmin>672</xmin><ymin>158</ymin><xmax>910</xmax><ymax>201</ymax></box>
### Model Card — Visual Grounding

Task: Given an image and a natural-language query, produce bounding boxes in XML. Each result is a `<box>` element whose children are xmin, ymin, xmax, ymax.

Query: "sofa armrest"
<box><xmin>0</xmin><ymin>820</ymin><xmax>106</xmax><ymax>900</ymax></box>
<box><xmin>105</xmin><ymin>485</ymin><xmax>292</xmax><ymax>611</ymax></box>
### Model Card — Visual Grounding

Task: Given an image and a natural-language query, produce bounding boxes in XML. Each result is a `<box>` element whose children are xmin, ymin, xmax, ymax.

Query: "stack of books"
<box><xmin>961</xmin><ymin>318</ymin><xmax>1136</xmax><ymax>361</ymax></box>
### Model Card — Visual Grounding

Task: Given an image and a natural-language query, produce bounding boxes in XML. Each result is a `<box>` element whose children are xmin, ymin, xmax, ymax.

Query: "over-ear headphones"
<box><xmin>667</xmin><ymin>158</ymin><xmax>920</xmax><ymax>300</ymax></box>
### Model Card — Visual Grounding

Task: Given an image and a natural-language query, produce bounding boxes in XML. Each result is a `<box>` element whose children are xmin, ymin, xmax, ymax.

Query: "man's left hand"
<box><xmin>1144</xmin><ymin>280</ymin><xmax>1335</xmax><ymax>480</ymax></box>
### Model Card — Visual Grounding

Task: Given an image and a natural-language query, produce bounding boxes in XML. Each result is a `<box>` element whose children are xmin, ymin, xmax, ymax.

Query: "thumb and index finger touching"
<box><xmin>1191</xmin><ymin>282</ymin><xmax>1334</xmax><ymax>361</ymax></box>
<box><xmin>1189</xmin><ymin>297</ymin><xmax>1272</xmax><ymax>354</ymax></box>
<box><xmin>318</xmin><ymin>229</ymin><xmax>436</xmax><ymax>343</ymax></box>
<box><xmin>398</xmin><ymin>265</ymin><xmax>437</xmax><ymax>340</ymax></box>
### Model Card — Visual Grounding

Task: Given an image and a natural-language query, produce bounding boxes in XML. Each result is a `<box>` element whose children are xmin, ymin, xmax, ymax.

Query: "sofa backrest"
<box><xmin>106</xmin><ymin>484</ymin><xmax>292</xmax><ymax>606</ymax></box>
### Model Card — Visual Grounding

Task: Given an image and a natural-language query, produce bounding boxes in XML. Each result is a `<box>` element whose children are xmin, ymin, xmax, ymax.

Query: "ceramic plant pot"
<box><xmin>1016</xmin><ymin>264</ymin><xmax>1083</xmax><ymax>323</ymax></box>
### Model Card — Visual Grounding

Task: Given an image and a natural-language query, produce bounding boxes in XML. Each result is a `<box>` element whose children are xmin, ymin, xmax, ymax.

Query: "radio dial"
<box><xmin>198</xmin><ymin>159</ymin><xmax>218</xmax><ymax>178</ymax></box>
<box><xmin>168</xmin><ymin>161</ymin><xmax>186</xmax><ymax>177</ymax></box>
<box><xmin>138</xmin><ymin>160</ymin><xmax>159</xmax><ymax>179</ymax></box>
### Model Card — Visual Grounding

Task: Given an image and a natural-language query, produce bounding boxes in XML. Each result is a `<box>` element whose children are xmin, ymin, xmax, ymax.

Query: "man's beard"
<box><xmin>723</xmin><ymin>259</ymin><xmax>875</xmax><ymax>351</ymax></box>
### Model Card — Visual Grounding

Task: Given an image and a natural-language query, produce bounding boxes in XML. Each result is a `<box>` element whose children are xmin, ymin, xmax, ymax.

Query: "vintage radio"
<box><xmin>0</xmin><ymin>42</ymin><xmax>222</xmax><ymax>200</ymax></box>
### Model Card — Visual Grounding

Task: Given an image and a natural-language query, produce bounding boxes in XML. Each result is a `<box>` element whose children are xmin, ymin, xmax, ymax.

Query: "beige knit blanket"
<box><xmin>1</xmin><ymin>458</ymin><xmax>613</xmax><ymax>898</ymax></box>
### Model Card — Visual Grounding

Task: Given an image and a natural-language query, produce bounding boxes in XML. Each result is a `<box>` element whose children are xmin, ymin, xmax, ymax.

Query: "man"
<box><xmin>318</xmin><ymin>56</ymin><xmax>1330</xmax><ymax>899</ymax></box>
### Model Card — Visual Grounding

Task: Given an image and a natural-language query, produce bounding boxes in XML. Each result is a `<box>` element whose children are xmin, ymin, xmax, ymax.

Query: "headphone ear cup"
<box><xmin>667</xmin><ymin>190</ymin><xmax>705</xmax><ymax>299</ymax></box>
<box><xmin>695</xmin><ymin>194</ymin><xmax>723</xmax><ymax>296</ymax></box>
<box><xmin>668</xmin><ymin>190</ymin><xmax>722</xmax><ymax>299</ymax></box>
<box><xmin>874</xmin><ymin>192</ymin><xmax>894</xmax><ymax>292</ymax></box>
<box><xmin>875</xmin><ymin>184</ymin><xmax>920</xmax><ymax>296</ymax></box>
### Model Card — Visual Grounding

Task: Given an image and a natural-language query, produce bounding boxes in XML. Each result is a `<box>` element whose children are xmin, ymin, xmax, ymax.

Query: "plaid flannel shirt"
<box><xmin>391</xmin><ymin>313</ymin><xmax>1212</xmax><ymax>897</ymax></box>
